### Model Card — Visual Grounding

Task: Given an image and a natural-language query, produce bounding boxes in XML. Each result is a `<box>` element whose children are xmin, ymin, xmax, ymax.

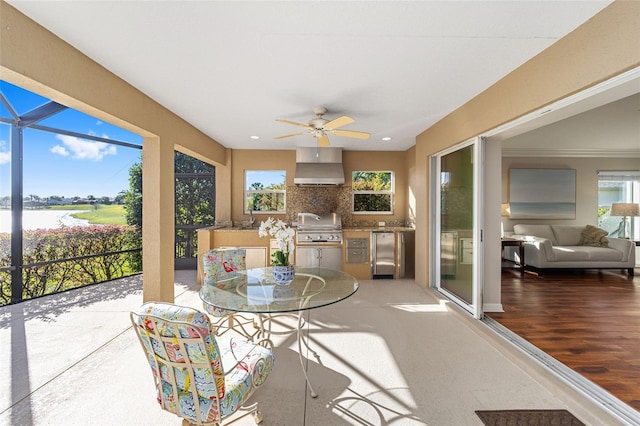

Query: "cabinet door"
<box><xmin>220</xmin><ymin>246</ymin><xmax>267</xmax><ymax>269</ymax></box>
<box><xmin>245</xmin><ymin>247</ymin><xmax>267</xmax><ymax>268</ymax></box>
<box><xmin>318</xmin><ymin>247</ymin><xmax>342</xmax><ymax>270</ymax></box>
<box><xmin>296</xmin><ymin>247</ymin><xmax>320</xmax><ymax>267</ymax></box>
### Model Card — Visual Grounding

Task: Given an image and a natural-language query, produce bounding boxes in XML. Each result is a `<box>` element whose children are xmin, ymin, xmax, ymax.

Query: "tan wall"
<box><xmin>0</xmin><ymin>2</ymin><xmax>228</xmax><ymax>302</ymax></box>
<box><xmin>343</xmin><ymin>150</ymin><xmax>408</xmax><ymax>223</ymax></box>
<box><xmin>230</xmin><ymin>149</ymin><xmax>410</xmax><ymax>226</ymax></box>
<box><xmin>230</xmin><ymin>149</ymin><xmax>296</xmax><ymax>224</ymax></box>
<box><xmin>414</xmin><ymin>1</ymin><xmax>640</xmax><ymax>288</ymax></box>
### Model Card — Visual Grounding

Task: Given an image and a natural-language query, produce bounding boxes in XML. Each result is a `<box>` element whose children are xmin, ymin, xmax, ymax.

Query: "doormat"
<box><xmin>475</xmin><ymin>409</ymin><xmax>585</xmax><ymax>426</ymax></box>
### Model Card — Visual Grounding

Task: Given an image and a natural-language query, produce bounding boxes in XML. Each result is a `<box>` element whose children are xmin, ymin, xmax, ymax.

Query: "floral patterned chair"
<box><xmin>130</xmin><ymin>302</ymin><xmax>274</xmax><ymax>425</ymax></box>
<box><xmin>201</xmin><ymin>248</ymin><xmax>260</xmax><ymax>340</ymax></box>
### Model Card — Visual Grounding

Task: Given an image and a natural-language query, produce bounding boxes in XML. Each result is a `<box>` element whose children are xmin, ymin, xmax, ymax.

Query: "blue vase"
<box><xmin>272</xmin><ymin>265</ymin><xmax>295</xmax><ymax>286</ymax></box>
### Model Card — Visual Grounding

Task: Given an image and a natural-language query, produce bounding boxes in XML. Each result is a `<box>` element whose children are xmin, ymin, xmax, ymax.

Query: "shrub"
<box><xmin>0</xmin><ymin>225</ymin><xmax>141</xmax><ymax>305</ymax></box>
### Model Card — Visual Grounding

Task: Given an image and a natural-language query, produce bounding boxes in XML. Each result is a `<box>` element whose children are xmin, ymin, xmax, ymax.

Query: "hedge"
<box><xmin>0</xmin><ymin>225</ymin><xmax>141</xmax><ymax>305</ymax></box>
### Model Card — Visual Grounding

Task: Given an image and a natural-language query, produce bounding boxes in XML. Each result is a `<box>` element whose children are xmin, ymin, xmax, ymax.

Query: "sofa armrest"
<box><xmin>519</xmin><ymin>236</ymin><xmax>555</xmax><ymax>262</ymax></box>
<box><xmin>608</xmin><ymin>238</ymin><xmax>635</xmax><ymax>262</ymax></box>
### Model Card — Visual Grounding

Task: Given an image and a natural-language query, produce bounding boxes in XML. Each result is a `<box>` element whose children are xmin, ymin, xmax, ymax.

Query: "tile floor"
<box><xmin>0</xmin><ymin>271</ymin><xmax>624</xmax><ymax>425</ymax></box>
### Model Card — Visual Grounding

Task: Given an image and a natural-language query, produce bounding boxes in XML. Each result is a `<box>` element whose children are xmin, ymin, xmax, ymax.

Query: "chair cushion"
<box><xmin>133</xmin><ymin>302</ymin><xmax>224</xmax><ymax>399</ymax></box>
<box><xmin>202</xmin><ymin>249</ymin><xmax>246</xmax><ymax>287</ymax></box>
<box><xmin>133</xmin><ymin>302</ymin><xmax>274</xmax><ymax>423</ymax></box>
<box><xmin>157</xmin><ymin>339</ymin><xmax>274</xmax><ymax>422</ymax></box>
<box><xmin>202</xmin><ymin>249</ymin><xmax>246</xmax><ymax>317</ymax></box>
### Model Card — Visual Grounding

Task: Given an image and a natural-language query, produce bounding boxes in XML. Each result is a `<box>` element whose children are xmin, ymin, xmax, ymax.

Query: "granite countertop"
<box><xmin>343</xmin><ymin>226</ymin><xmax>415</xmax><ymax>232</ymax></box>
<box><xmin>203</xmin><ymin>226</ymin><xmax>415</xmax><ymax>232</ymax></box>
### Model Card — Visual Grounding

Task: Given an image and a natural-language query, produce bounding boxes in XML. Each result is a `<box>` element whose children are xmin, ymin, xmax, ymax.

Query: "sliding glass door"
<box><xmin>432</xmin><ymin>138</ymin><xmax>483</xmax><ymax>318</ymax></box>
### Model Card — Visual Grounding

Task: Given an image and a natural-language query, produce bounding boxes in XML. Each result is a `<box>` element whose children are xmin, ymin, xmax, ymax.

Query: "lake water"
<box><xmin>0</xmin><ymin>210</ymin><xmax>90</xmax><ymax>233</ymax></box>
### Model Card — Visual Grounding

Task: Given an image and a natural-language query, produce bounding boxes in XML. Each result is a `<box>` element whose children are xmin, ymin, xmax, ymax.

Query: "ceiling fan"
<box><xmin>275</xmin><ymin>106</ymin><xmax>370</xmax><ymax>147</ymax></box>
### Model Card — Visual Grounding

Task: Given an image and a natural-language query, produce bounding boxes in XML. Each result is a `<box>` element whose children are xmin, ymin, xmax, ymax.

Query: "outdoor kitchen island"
<box><xmin>197</xmin><ymin>224</ymin><xmax>414</xmax><ymax>283</ymax></box>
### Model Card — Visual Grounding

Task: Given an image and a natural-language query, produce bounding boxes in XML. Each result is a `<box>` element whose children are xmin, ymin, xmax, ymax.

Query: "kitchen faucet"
<box><xmin>249</xmin><ymin>210</ymin><xmax>256</xmax><ymax>229</ymax></box>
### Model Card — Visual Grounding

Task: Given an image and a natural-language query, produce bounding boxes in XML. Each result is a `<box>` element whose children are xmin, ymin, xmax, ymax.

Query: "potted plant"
<box><xmin>258</xmin><ymin>217</ymin><xmax>295</xmax><ymax>284</ymax></box>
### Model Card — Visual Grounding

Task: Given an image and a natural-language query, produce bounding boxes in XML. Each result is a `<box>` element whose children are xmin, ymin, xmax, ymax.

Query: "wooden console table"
<box><xmin>501</xmin><ymin>238</ymin><xmax>525</xmax><ymax>275</ymax></box>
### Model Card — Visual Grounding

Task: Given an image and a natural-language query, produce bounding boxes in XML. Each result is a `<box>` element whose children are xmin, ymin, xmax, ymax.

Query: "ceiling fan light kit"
<box><xmin>276</xmin><ymin>106</ymin><xmax>370</xmax><ymax>146</ymax></box>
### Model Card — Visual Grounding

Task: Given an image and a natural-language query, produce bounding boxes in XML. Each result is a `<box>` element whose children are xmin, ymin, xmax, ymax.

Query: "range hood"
<box><xmin>294</xmin><ymin>147</ymin><xmax>345</xmax><ymax>186</ymax></box>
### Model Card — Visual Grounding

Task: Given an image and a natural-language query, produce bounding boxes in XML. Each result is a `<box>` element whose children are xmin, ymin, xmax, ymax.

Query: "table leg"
<box><xmin>297</xmin><ymin>309</ymin><xmax>319</xmax><ymax>398</ymax></box>
<box><xmin>518</xmin><ymin>243</ymin><xmax>525</xmax><ymax>275</ymax></box>
<box><xmin>257</xmin><ymin>309</ymin><xmax>320</xmax><ymax>398</ymax></box>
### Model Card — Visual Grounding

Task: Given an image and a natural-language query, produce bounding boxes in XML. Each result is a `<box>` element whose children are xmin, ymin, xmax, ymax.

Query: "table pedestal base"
<box><xmin>257</xmin><ymin>310</ymin><xmax>320</xmax><ymax>397</ymax></box>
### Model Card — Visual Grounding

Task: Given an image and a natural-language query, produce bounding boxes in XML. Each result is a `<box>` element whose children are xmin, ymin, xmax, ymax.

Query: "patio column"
<box><xmin>142</xmin><ymin>136</ymin><xmax>175</xmax><ymax>302</ymax></box>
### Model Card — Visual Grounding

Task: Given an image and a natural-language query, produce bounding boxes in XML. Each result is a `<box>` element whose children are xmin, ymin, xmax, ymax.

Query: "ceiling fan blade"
<box><xmin>276</xmin><ymin>119</ymin><xmax>311</xmax><ymax>129</ymax></box>
<box><xmin>317</xmin><ymin>134</ymin><xmax>331</xmax><ymax>147</ymax></box>
<box><xmin>324</xmin><ymin>115</ymin><xmax>354</xmax><ymax>130</ymax></box>
<box><xmin>275</xmin><ymin>132</ymin><xmax>304</xmax><ymax>139</ymax></box>
<box><xmin>333</xmin><ymin>129</ymin><xmax>370</xmax><ymax>140</ymax></box>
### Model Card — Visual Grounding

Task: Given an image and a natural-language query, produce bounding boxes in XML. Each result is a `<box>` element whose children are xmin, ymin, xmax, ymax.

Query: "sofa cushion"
<box><xmin>551</xmin><ymin>225</ymin><xmax>585</xmax><ymax>246</ymax></box>
<box><xmin>513</xmin><ymin>224</ymin><xmax>557</xmax><ymax>245</ymax></box>
<box><xmin>550</xmin><ymin>246</ymin><xmax>589</xmax><ymax>262</ymax></box>
<box><xmin>583</xmin><ymin>246</ymin><xmax>623</xmax><ymax>261</ymax></box>
<box><xmin>577</xmin><ymin>225</ymin><xmax>609</xmax><ymax>247</ymax></box>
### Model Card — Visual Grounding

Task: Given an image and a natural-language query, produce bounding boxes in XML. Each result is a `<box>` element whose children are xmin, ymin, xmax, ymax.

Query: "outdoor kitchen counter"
<box><xmin>343</xmin><ymin>226</ymin><xmax>415</xmax><ymax>232</ymax></box>
<box><xmin>197</xmin><ymin>227</ymin><xmax>415</xmax><ymax>283</ymax></box>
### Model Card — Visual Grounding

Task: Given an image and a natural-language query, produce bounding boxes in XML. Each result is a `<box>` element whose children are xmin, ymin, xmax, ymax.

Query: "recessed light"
<box><xmin>249</xmin><ymin>135</ymin><xmax>260</xmax><ymax>140</ymax></box>
<box><xmin>381</xmin><ymin>137</ymin><xmax>392</xmax><ymax>141</ymax></box>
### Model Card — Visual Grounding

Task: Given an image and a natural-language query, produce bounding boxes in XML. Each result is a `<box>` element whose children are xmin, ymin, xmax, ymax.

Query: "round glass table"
<box><xmin>199</xmin><ymin>266</ymin><xmax>359</xmax><ymax>397</ymax></box>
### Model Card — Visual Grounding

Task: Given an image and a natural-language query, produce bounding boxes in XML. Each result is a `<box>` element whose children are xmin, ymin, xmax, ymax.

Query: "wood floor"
<box><xmin>489</xmin><ymin>265</ymin><xmax>640</xmax><ymax>412</ymax></box>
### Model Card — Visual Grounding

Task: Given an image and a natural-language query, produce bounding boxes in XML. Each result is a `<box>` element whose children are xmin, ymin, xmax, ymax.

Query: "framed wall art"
<box><xmin>508</xmin><ymin>168</ymin><xmax>576</xmax><ymax>219</ymax></box>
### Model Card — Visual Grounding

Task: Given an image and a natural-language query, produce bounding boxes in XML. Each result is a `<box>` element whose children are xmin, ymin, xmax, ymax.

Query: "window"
<box><xmin>597</xmin><ymin>171</ymin><xmax>640</xmax><ymax>240</ymax></box>
<box><xmin>352</xmin><ymin>171</ymin><xmax>394</xmax><ymax>214</ymax></box>
<box><xmin>245</xmin><ymin>170</ymin><xmax>286</xmax><ymax>214</ymax></box>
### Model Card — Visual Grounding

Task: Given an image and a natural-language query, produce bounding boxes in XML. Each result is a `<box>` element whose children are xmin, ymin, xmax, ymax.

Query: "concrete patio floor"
<box><xmin>0</xmin><ymin>271</ymin><xmax>624</xmax><ymax>425</ymax></box>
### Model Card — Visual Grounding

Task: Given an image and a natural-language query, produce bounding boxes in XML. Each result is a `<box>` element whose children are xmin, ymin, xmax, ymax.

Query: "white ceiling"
<box><xmin>7</xmin><ymin>1</ymin><xmax>614</xmax><ymax>151</ymax></box>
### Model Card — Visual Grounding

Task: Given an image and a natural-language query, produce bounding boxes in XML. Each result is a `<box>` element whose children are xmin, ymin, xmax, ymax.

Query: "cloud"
<box><xmin>51</xmin><ymin>134</ymin><xmax>117</xmax><ymax>161</ymax></box>
<box><xmin>0</xmin><ymin>140</ymin><xmax>9</xmax><ymax>164</ymax></box>
<box><xmin>50</xmin><ymin>145</ymin><xmax>69</xmax><ymax>156</ymax></box>
<box><xmin>88</xmin><ymin>130</ymin><xmax>110</xmax><ymax>139</ymax></box>
<box><xmin>0</xmin><ymin>150</ymin><xmax>9</xmax><ymax>165</ymax></box>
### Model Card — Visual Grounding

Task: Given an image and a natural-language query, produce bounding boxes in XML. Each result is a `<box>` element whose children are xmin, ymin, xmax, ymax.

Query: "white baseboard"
<box><xmin>483</xmin><ymin>303</ymin><xmax>504</xmax><ymax>312</ymax></box>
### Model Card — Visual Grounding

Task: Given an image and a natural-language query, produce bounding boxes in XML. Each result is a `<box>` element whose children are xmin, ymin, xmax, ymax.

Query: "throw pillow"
<box><xmin>578</xmin><ymin>225</ymin><xmax>609</xmax><ymax>247</ymax></box>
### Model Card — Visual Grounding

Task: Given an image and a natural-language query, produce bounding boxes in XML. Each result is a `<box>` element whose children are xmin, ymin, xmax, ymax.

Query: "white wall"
<box><xmin>501</xmin><ymin>156</ymin><xmax>640</xmax><ymax>232</ymax></box>
<box><xmin>500</xmin><ymin>91</ymin><xmax>640</xmax><ymax>233</ymax></box>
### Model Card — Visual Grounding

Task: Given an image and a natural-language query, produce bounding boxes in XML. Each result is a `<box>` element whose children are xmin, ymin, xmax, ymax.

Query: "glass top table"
<box><xmin>199</xmin><ymin>266</ymin><xmax>358</xmax><ymax>398</ymax></box>
<box><xmin>199</xmin><ymin>266</ymin><xmax>359</xmax><ymax>314</ymax></box>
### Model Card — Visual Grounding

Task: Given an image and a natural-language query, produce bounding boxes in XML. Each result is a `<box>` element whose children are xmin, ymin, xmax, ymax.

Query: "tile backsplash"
<box><xmin>286</xmin><ymin>185</ymin><xmax>410</xmax><ymax>228</ymax></box>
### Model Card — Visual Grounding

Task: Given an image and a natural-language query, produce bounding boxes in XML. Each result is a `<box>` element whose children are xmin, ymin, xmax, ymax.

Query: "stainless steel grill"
<box><xmin>295</xmin><ymin>213</ymin><xmax>343</xmax><ymax>245</ymax></box>
<box><xmin>295</xmin><ymin>212</ymin><xmax>343</xmax><ymax>270</ymax></box>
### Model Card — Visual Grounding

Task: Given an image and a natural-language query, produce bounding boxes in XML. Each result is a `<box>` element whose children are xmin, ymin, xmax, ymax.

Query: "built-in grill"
<box><xmin>295</xmin><ymin>212</ymin><xmax>343</xmax><ymax>244</ymax></box>
<box><xmin>295</xmin><ymin>212</ymin><xmax>343</xmax><ymax>270</ymax></box>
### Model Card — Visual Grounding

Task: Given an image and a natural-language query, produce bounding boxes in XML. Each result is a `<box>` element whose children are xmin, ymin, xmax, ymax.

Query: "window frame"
<box><xmin>597</xmin><ymin>170</ymin><xmax>640</xmax><ymax>240</ymax></box>
<box><xmin>351</xmin><ymin>170</ymin><xmax>395</xmax><ymax>215</ymax></box>
<box><xmin>244</xmin><ymin>170</ymin><xmax>286</xmax><ymax>214</ymax></box>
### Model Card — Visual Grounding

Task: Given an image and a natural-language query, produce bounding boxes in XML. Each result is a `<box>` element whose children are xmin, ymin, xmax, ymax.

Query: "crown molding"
<box><xmin>501</xmin><ymin>148</ymin><xmax>640</xmax><ymax>158</ymax></box>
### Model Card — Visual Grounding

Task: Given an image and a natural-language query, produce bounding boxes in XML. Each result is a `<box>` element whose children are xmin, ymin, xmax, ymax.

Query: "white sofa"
<box><xmin>508</xmin><ymin>224</ymin><xmax>636</xmax><ymax>276</ymax></box>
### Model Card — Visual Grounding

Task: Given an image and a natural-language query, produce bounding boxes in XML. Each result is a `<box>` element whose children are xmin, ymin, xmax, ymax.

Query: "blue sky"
<box><xmin>0</xmin><ymin>81</ymin><xmax>142</xmax><ymax>199</ymax></box>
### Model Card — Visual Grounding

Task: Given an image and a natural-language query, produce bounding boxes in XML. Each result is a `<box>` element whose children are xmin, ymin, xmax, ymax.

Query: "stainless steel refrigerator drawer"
<box><xmin>346</xmin><ymin>248</ymin><xmax>368</xmax><ymax>264</ymax></box>
<box><xmin>346</xmin><ymin>238</ymin><xmax>368</xmax><ymax>248</ymax></box>
<box><xmin>372</xmin><ymin>231</ymin><xmax>395</xmax><ymax>278</ymax></box>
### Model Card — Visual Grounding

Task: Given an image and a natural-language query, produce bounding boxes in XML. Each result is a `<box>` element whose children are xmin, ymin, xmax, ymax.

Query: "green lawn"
<box><xmin>50</xmin><ymin>204</ymin><xmax>127</xmax><ymax>225</ymax></box>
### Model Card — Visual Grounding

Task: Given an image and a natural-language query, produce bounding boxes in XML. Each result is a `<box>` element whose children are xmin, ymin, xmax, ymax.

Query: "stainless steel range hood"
<box><xmin>294</xmin><ymin>147</ymin><xmax>345</xmax><ymax>186</ymax></box>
